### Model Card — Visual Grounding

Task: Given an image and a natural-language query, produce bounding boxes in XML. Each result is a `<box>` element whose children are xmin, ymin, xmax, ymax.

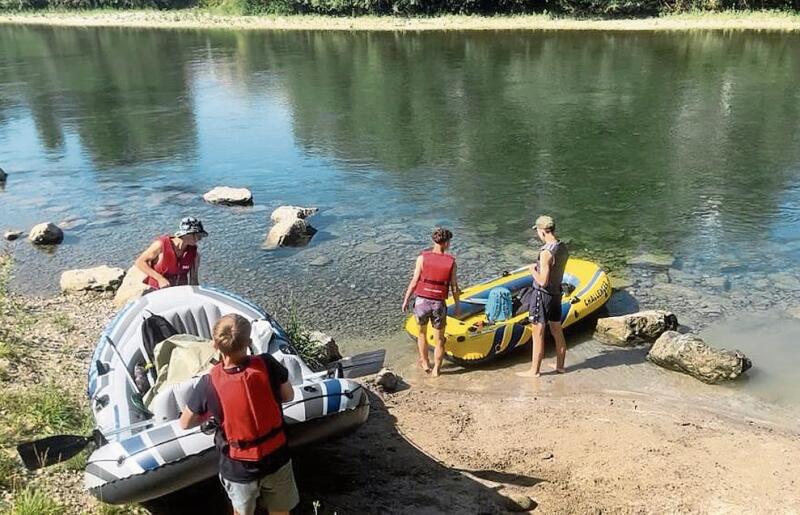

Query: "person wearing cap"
<box><xmin>517</xmin><ymin>215</ymin><xmax>569</xmax><ymax>377</ymax></box>
<box><xmin>135</xmin><ymin>217</ymin><xmax>207</xmax><ymax>290</ymax></box>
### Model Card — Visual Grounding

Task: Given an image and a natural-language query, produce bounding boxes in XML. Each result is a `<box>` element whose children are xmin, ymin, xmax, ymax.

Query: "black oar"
<box><xmin>327</xmin><ymin>349</ymin><xmax>386</xmax><ymax>379</ymax></box>
<box><xmin>17</xmin><ymin>418</ymin><xmax>154</xmax><ymax>471</ymax></box>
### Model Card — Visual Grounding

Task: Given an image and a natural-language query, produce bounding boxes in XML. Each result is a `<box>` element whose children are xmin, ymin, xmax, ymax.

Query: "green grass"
<box><xmin>0</xmin><ymin>448</ymin><xmax>24</xmax><ymax>490</ymax></box>
<box><xmin>50</xmin><ymin>312</ymin><xmax>75</xmax><ymax>333</ymax></box>
<box><xmin>284</xmin><ymin>303</ymin><xmax>327</xmax><ymax>371</ymax></box>
<box><xmin>4</xmin><ymin>487</ymin><xmax>65</xmax><ymax>515</ymax></box>
<box><xmin>0</xmin><ymin>383</ymin><xmax>92</xmax><ymax>443</ymax></box>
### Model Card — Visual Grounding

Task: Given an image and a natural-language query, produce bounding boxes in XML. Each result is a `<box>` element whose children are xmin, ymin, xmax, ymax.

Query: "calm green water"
<box><xmin>1</xmin><ymin>27</ymin><xmax>799</xmax><ymax>373</ymax></box>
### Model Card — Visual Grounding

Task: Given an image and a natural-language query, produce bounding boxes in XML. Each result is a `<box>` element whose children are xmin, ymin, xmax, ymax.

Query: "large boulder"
<box><xmin>270</xmin><ymin>205</ymin><xmax>318</xmax><ymax>223</ymax></box>
<box><xmin>647</xmin><ymin>331</ymin><xmax>752</xmax><ymax>384</ymax></box>
<box><xmin>60</xmin><ymin>265</ymin><xmax>126</xmax><ymax>294</ymax></box>
<box><xmin>264</xmin><ymin>206</ymin><xmax>318</xmax><ymax>248</ymax></box>
<box><xmin>28</xmin><ymin>222</ymin><xmax>64</xmax><ymax>245</ymax></box>
<box><xmin>594</xmin><ymin>310</ymin><xmax>678</xmax><ymax>346</ymax></box>
<box><xmin>0</xmin><ymin>167</ymin><xmax>6</xmax><ymax>183</ymax></box>
<box><xmin>113</xmin><ymin>266</ymin><xmax>150</xmax><ymax>308</ymax></box>
<box><xmin>203</xmin><ymin>186</ymin><xmax>253</xmax><ymax>206</ymax></box>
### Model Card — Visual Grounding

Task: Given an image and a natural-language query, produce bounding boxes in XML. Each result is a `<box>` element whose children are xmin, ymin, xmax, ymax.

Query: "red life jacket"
<box><xmin>414</xmin><ymin>251</ymin><xmax>455</xmax><ymax>301</ymax></box>
<box><xmin>209</xmin><ymin>357</ymin><xmax>287</xmax><ymax>462</ymax></box>
<box><xmin>144</xmin><ymin>235</ymin><xmax>197</xmax><ymax>289</ymax></box>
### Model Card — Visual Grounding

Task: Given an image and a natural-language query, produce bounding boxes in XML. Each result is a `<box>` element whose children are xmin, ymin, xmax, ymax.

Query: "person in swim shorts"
<box><xmin>517</xmin><ymin>215</ymin><xmax>569</xmax><ymax>377</ymax></box>
<box><xmin>402</xmin><ymin>227</ymin><xmax>460</xmax><ymax>377</ymax></box>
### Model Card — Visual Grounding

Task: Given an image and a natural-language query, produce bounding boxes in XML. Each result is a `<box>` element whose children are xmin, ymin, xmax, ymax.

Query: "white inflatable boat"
<box><xmin>85</xmin><ymin>286</ymin><xmax>371</xmax><ymax>505</ymax></box>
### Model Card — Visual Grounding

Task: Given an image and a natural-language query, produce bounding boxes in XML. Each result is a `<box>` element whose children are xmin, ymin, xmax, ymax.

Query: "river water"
<box><xmin>1</xmin><ymin>26</ymin><xmax>799</xmax><ymax>423</ymax></box>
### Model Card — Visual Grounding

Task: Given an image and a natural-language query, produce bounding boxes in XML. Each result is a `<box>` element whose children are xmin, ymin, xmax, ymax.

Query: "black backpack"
<box><xmin>140</xmin><ymin>313</ymin><xmax>178</xmax><ymax>382</ymax></box>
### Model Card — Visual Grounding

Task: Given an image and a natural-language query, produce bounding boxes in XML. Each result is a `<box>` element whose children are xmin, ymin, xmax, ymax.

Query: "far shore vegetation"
<box><xmin>1</xmin><ymin>7</ymin><xmax>800</xmax><ymax>31</ymax></box>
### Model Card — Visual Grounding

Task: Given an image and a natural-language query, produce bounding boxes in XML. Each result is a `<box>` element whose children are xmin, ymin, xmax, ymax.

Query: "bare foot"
<box><xmin>431</xmin><ymin>366</ymin><xmax>441</xmax><ymax>377</ymax></box>
<box><xmin>551</xmin><ymin>364</ymin><xmax>566</xmax><ymax>374</ymax></box>
<box><xmin>418</xmin><ymin>359</ymin><xmax>431</xmax><ymax>373</ymax></box>
<box><xmin>516</xmin><ymin>370</ymin><xmax>540</xmax><ymax>378</ymax></box>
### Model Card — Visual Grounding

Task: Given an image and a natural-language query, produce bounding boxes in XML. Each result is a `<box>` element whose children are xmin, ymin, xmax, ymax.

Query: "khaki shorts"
<box><xmin>220</xmin><ymin>460</ymin><xmax>299</xmax><ymax>515</ymax></box>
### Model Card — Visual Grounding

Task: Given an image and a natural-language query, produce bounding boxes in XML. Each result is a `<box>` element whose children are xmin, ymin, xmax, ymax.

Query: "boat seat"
<box><xmin>275</xmin><ymin>353</ymin><xmax>307</xmax><ymax>386</ymax></box>
<box><xmin>161</xmin><ymin>303</ymin><xmax>223</xmax><ymax>340</ymax></box>
<box><xmin>149</xmin><ymin>376</ymin><xmax>203</xmax><ymax>423</ymax></box>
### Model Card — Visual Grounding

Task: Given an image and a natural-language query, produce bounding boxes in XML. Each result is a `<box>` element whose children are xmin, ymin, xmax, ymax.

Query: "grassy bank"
<box><xmin>0</xmin><ymin>254</ymin><xmax>140</xmax><ymax>514</ymax></box>
<box><xmin>1</xmin><ymin>9</ymin><xmax>800</xmax><ymax>30</ymax></box>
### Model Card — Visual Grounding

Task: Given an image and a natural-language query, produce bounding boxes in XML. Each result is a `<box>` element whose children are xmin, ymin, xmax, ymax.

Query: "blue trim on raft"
<box><xmin>120</xmin><ymin>435</ymin><xmax>147</xmax><ymax>455</ymax></box>
<box><xmin>137</xmin><ymin>452</ymin><xmax>160</xmax><ymax>471</ymax></box>
<box><xmin>324</xmin><ymin>380</ymin><xmax>342</xmax><ymax>413</ymax></box>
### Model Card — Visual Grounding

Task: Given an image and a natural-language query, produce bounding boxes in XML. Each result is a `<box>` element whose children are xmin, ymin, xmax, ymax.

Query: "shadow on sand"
<box><xmin>142</xmin><ymin>391</ymin><xmax>537</xmax><ymax>514</ymax></box>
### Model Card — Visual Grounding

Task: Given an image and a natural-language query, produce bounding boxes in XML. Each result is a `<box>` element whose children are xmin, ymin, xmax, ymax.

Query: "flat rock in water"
<box><xmin>309</xmin><ymin>256</ymin><xmax>332</xmax><ymax>267</ymax></box>
<box><xmin>627</xmin><ymin>253</ymin><xmax>675</xmax><ymax>268</ymax></box>
<box><xmin>60</xmin><ymin>265</ymin><xmax>126</xmax><ymax>293</ymax></box>
<box><xmin>203</xmin><ymin>186</ymin><xmax>253</xmax><ymax>206</ymax></box>
<box><xmin>113</xmin><ymin>266</ymin><xmax>149</xmax><ymax>308</ymax></box>
<box><xmin>28</xmin><ymin>222</ymin><xmax>64</xmax><ymax>245</ymax></box>
<box><xmin>3</xmin><ymin>230</ymin><xmax>23</xmax><ymax>241</ymax></box>
<box><xmin>608</xmin><ymin>274</ymin><xmax>634</xmax><ymax>290</ymax></box>
<box><xmin>647</xmin><ymin>331</ymin><xmax>752</xmax><ymax>384</ymax></box>
<box><xmin>702</xmin><ymin>276</ymin><xmax>728</xmax><ymax>289</ymax></box>
<box><xmin>595</xmin><ymin>310</ymin><xmax>678</xmax><ymax>346</ymax></box>
<box><xmin>786</xmin><ymin>306</ymin><xmax>800</xmax><ymax>319</ymax></box>
<box><xmin>355</xmin><ymin>242</ymin><xmax>387</xmax><ymax>254</ymax></box>
<box><xmin>767</xmin><ymin>272</ymin><xmax>800</xmax><ymax>291</ymax></box>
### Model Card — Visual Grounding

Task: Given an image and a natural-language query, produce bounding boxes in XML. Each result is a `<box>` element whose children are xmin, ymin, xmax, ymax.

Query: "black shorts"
<box><xmin>529</xmin><ymin>289</ymin><xmax>562</xmax><ymax>325</ymax></box>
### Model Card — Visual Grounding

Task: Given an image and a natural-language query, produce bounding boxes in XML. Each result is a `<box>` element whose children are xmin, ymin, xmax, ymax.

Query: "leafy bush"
<box><xmin>282</xmin><ymin>305</ymin><xmax>327</xmax><ymax>371</ymax></box>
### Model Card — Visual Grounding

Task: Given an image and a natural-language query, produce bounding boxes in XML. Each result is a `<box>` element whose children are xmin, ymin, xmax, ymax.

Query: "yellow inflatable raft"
<box><xmin>404</xmin><ymin>258</ymin><xmax>611</xmax><ymax>365</ymax></box>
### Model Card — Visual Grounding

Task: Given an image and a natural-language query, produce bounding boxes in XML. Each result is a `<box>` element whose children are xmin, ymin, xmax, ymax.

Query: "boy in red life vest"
<box><xmin>135</xmin><ymin>217</ymin><xmax>206</xmax><ymax>290</ymax></box>
<box><xmin>179</xmin><ymin>314</ymin><xmax>298</xmax><ymax>515</ymax></box>
<box><xmin>402</xmin><ymin>227</ymin><xmax>461</xmax><ymax>377</ymax></box>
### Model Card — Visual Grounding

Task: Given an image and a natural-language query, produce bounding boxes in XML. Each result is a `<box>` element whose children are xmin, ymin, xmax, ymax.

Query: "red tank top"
<box><xmin>414</xmin><ymin>251</ymin><xmax>455</xmax><ymax>301</ymax></box>
<box><xmin>209</xmin><ymin>357</ymin><xmax>287</xmax><ymax>462</ymax></box>
<box><xmin>144</xmin><ymin>235</ymin><xmax>197</xmax><ymax>289</ymax></box>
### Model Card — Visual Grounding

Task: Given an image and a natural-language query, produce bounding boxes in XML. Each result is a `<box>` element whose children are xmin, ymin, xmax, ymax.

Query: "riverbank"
<box><xmin>1</xmin><ymin>255</ymin><xmax>799</xmax><ymax>513</ymax></box>
<box><xmin>1</xmin><ymin>9</ymin><xmax>800</xmax><ymax>31</ymax></box>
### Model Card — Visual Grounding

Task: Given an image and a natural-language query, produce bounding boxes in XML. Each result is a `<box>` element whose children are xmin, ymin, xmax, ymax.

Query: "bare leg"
<box><xmin>549</xmin><ymin>321</ymin><xmax>566</xmax><ymax>373</ymax></box>
<box><xmin>431</xmin><ymin>326</ymin><xmax>446</xmax><ymax>377</ymax></box>
<box><xmin>417</xmin><ymin>324</ymin><xmax>431</xmax><ymax>373</ymax></box>
<box><xmin>517</xmin><ymin>323</ymin><xmax>545</xmax><ymax>377</ymax></box>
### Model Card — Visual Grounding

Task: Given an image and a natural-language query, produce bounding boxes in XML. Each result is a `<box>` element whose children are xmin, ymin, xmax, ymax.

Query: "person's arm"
<box><xmin>179</xmin><ymin>378</ymin><xmax>209</xmax><ymax>429</ymax></box>
<box><xmin>532</xmin><ymin>250</ymin><xmax>552</xmax><ymax>288</ymax></box>
<box><xmin>188</xmin><ymin>254</ymin><xmax>200</xmax><ymax>286</ymax></box>
<box><xmin>279</xmin><ymin>381</ymin><xmax>294</xmax><ymax>402</ymax></box>
<box><xmin>135</xmin><ymin>240</ymin><xmax>170</xmax><ymax>289</ymax></box>
<box><xmin>401</xmin><ymin>255</ymin><xmax>423</xmax><ymax>312</ymax></box>
<box><xmin>450</xmin><ymin>261</ymin><xmax>461</xmax><ymax>317</ymax></box>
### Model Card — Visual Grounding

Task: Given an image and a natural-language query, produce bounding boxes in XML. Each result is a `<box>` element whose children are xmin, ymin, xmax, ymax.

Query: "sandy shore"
<box><xmin>1</xmin><ymin>274</ymin><xmax>799</xmax><ymax>513</ymax></box>
<box><xmin>1</xmin><ymin>10</ymin><xmax>800</xmax><ymax>32</ymax></box>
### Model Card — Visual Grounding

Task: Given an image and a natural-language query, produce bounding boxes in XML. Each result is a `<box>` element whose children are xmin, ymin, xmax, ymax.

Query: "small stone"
<box><xmin>307</xmin><ymin>331</ymin><xmax>342</xmax><ymax>364</ymax></box>
<box><xmin>28</xmin><ymin>222</ymin><xmax>64</xmax><ymax>245</ymax></box>
<box><xmin>540</xmin><ymin>452</ymin><xmax>554</xmax><ymax>460</ymax></box>
<box><xmin>60</xmin><ymin>265</ymin><xmax>126</xmax><ymax>294</ymax></box>
<box><xmin>309</xmin><ymin>256</ymin><xmax>332</xmax><ymax>267</ymax></box>
<box><xmin>627</xmin><ymin>253</ymin><xmax>675</xmax><ymax>268</ymax></box>
<box><xmin>3</xmin><ymin>230</ymin><xmax>23</xmax><ymax>241</ymax></box>
<box><xmin>503</xmin><ymin>493</ymin><xmax>537</xmax><ymax>512</ymax></box>
<box><xmin>376</xmin><ymin>368</ymin><xmax>399</xmax><ymax>392</ymax></box>
<box><xmin>203</xmin><ymin>186</ymin><xmax>253</xmax><ymax>206</ymax></box>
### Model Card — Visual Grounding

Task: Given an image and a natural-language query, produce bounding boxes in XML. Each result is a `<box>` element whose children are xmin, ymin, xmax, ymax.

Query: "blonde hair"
<box><xmin>534</xmin><ymin>215</ymin><xmax>556</xmax><ymax>233</ymax></box>
<box><xmin>213</xmin><ymin>314</ymin><xmax>251</xmax><ymax>355</ymax></box>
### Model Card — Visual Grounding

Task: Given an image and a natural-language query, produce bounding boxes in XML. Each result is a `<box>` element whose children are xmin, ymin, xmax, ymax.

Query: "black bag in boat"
<box><xmin>141</xmin><ymin>313</ymin><xmax>178</xmax><ymax>365</ymax></box>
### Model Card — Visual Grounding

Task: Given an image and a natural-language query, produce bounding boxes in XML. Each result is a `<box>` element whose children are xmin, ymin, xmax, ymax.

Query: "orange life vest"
<box><xmin>144</xmin><ymin>235</ymin><xmax>197</xmax><ymax>289</ymax></box>
<box><xmin>414</xmin><ymin>251</ymin><xmax>455</xmax><ymax>301</ymax></box>
<box><xmin>209</xmin><ymin>358</ymin><xmax>287</xmax><ymax>462</ymax></box>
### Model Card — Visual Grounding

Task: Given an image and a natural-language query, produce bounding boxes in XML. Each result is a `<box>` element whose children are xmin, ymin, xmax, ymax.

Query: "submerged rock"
<box><xmin>113</xmin><ymin>266</ymin><xmax>150</xmax><ymax>308</ymax></box>
<box><xmin>3</xmin><ymin>230</ymin><xmax>23</xmax><ymax>241</ymax></box>
<box><xmin>594</xmin><ymin>310</ymin><xmax>678</xmax><ymax>346</ymax></box>
<box><xmin>309</xmin><ymin>256</ymin><xmax>332</xmax><ymax>267</ymax></box>
<box><xmin>647</xmin><ymin>331</ymin><xmax>752</xmax><ymax>384</ymax></box>
<box><xmin>608</xmin><ymin>274</ymin><xmax>634</xmax><ymax>290</ymax></box>
<box><xmin>264</xmin><ymin>205</ymin><xmax>319</xmax><ymax>248</ymax></box>
<box><xmin>627</xmin><ymin>253</ymin><xmax>675</xmax><ymax>268</ymax></box>
<box><xmin>0</xmin><ymin>167</ymin><xmax>6</xmax><ymax>183</ymax></box>
<box><xmin>60</xmin><ymin>265</ymin><xmax>126</xmax><ymax>294</ymax></box>
<box><xmin>28</xmin><ymin>222</ymin><xmax>64</xmax><ymax>245</ymax></box>
<box><xmin>203</xmin><ymin>186</ymin><xmax>253</xmax><ymax>206</ymax></box>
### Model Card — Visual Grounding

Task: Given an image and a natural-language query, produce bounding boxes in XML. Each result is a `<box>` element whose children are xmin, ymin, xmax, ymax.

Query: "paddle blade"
<box><xmin>17</xmin><ymin>435</ymin><xmax>91</xmax><ymax>470</ymax></box>
<box><xmin>329</xmin><ymin>349</ymin><xmax>387</xmax><ymax>379</ymax></box>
